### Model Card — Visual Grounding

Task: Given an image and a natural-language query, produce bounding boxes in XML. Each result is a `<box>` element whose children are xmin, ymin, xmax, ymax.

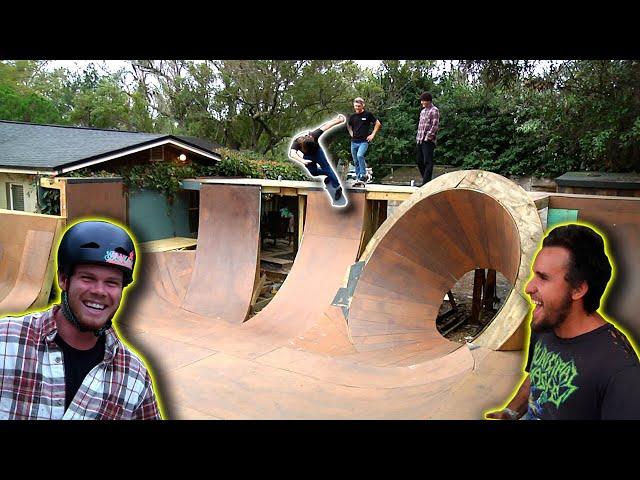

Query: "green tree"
<box><xmin>212</xmin><ymin>60</ymin><xmax>360</xmax><ymax>156</ymax></box>
<box><xmin>4</xmin><ymin>59</ymin><xmax>640</xmax><ymax>178</ymax></box>
<box><xmin>0</xmin><ymin>60</ymin><xmax>63</xmax><ymax>123</ymax></box>
<box><xmin>0</xmin><ymin>84</ymin><xmax>62</xmax><ymax>123</ymax></box>
<box><xmin>68</xmin><ymin>75</ymin><xmax>133</xmax><ymax>129</ymax></box>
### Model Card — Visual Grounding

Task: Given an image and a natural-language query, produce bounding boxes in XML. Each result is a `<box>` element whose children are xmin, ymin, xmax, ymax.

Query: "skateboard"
<box><xmin>351</xmin><ymin>173</ymin><xmax>373</xmax><ymax>188</ymax></box>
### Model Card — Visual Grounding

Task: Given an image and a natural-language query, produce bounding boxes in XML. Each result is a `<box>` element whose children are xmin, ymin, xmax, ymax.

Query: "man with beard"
<box><xmin>0</xmin><ymin>220</ymin><xmax>161</xmax><ymax>419</ymax></box>
<box><xmin>486</xmin><ymin>224</ymin><xmax>640</xmax><ymax>420</ymax></box>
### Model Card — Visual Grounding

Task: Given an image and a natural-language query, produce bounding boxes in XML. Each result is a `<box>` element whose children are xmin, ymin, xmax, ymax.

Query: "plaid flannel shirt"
<box><xmin>0</xmin><ymin>306</ymin><xmax>161</xmax><ymax>420</ymax></box>
<box><xmin>416</xmin><ymin>104</ymin><xmax>440</xmax><ymax>144</ymax></box>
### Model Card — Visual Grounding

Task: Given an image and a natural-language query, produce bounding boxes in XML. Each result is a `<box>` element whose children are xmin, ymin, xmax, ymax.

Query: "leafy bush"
<box><xmin>215</xmin><ymin>148</ymin><xmax>307</xmax><ymax>181</ymax></box>
<box><xmin>65</xmin><ymin>147</ymin><xmax>308</xmax><ymax>203</ymax></box>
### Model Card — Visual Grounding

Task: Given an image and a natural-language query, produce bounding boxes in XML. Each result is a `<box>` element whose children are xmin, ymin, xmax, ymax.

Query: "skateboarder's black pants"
<box><xmin>304</xmin><ymin>148</ymin><xmax>341</xmax><ymax>189</ymax></box>
<box><xmin>416</xmin><ymin>140</ymin><xmax>436</xmax><ymax>184</ymax></box>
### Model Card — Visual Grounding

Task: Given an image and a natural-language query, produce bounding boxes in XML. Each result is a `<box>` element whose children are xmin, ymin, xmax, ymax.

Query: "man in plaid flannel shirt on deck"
<box><xmin>416</xmin><ymin>91</ymin><xmax>440</xmax><ymax>185</ymax></box>
<box><xmin>0</xmin><ymin>220</ymin><xmax>161</xmax><ymax>420</ymax></box>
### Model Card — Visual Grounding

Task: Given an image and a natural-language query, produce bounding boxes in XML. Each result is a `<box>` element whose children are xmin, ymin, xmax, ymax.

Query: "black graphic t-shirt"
<box><xmin>348</xmin><ymin>111</ymin><xmax>378</xmax><ymax>141</ymax></box>
<box><xmin>524</xmin><ymin>323</ymin><xmax>640</xmax><ymax>419</ymax></box>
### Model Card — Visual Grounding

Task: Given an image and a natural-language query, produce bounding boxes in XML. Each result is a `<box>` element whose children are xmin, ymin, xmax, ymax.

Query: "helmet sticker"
<box><xmin>104</xmin><ymin>250</ymin><xmax>134</xmax><ymax>270</ymax></box>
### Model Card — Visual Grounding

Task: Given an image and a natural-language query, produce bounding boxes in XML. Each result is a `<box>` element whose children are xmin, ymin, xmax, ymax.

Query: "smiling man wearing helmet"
<box><xmin>0</xmin><ymin>220</ymin><xmax>161</xmax><ymax>420</ymax></box>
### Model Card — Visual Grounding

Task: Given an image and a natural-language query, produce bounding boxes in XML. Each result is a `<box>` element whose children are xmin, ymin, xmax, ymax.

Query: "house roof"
<box><xmin>174</xmin><ymin>134</ymin><xmax>222</xmax><ymax>153</ymax></box>
<box><xmin>0</xmin><ymin>120</ymin><xmax>221</xmax><ymax>174</ymax></box>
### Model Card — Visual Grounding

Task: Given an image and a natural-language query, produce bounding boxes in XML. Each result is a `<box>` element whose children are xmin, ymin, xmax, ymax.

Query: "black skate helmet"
<box><xmin>58</xmin><ymin>220</ymin><xmax>136</xmax><ymax>287</ymax></box>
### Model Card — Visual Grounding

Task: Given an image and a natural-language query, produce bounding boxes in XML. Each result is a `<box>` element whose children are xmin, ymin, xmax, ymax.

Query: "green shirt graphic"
<box><xmin>525</xmin><ymin>323</ymin><xmax>640</xmax><ymax>420</ymax></box>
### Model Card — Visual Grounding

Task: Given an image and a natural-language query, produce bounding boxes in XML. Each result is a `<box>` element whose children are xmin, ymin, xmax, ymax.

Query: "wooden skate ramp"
<box><xmin>189</xmin><ymin>190</ymin><xmax>367</xmax><ymax>357</ymax></box>
<box><xmin>247</xmin><ymin>190</ymin><xmax>366</xmax><ymax>335</ymax></box>
<box><xmin>138</xmin><ymin>250</ymin><xmax>196</xmax><ymax>307</ymax></box>
<box><xmin>123</xmin><ymin>188</ymin><xmax>367</xmax><ymax>351</ymax></box>
<box><xmin>350</xmin><ymin>170</ymin><xmax>544</xmax><ymax>354</ymax></box>
<box><xmin>0</xmin><ymin>210</ymin><xmax>64</xmax><ymax>316</ymax></box>
<box><xmin>181</xmin><ymin>184</ymin><xmax>261</xmax><ymax>323</ymax></box>
<box><xmin>120</xmin><ymin>175</ymin><xmax>539</xmax><ymax>418</ymax></box>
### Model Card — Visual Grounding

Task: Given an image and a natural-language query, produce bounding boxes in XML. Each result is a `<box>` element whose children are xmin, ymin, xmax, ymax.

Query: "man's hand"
<box><xmin>366</xmin><ymin>134</ymin><xmax>375</xmax><ymax>142</ymax></box>
<box><xmin>485</xmin><ymin>408</ymin><xmax>520</xmax><ymax>420</ymax></box>
<box><xmin>485</xmin><ymin>375</ymin><xmax>530</xmax><ymax>420</ymax></box>
<box><xmin>289</xmin><ymin>152</ymin><xmax>313</xmax><ymax>167</ymax></box>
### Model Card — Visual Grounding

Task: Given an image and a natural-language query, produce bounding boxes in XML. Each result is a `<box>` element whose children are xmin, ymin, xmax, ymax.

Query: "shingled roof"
<box><xmin>0</xmin><ymin>120</ymin><xmax>221</xmax><ymax>174</ymax></box>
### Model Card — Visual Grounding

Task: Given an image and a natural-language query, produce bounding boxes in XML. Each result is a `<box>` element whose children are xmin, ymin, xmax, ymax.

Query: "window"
<box><xmin>150</xmin><ymin>146</ymin><xmax>165</xmax><ymax>162</ymax></box>
<box><xmin>7</xmin><ymin>183</ymin><xmax>25</xmax><ymax>211</ymax></box>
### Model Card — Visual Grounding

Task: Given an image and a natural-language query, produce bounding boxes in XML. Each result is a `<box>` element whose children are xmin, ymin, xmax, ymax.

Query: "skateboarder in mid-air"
<box><xmin>289</xmin><ymin>115</ymin><xmax>348</xmax><ymax>207</ymax></box>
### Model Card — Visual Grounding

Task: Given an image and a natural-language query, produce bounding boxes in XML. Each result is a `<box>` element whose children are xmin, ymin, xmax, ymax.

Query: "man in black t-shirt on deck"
<box><xmin>347</xmin><ymin>97</ymin><xmax>381</xmax><ymax>185</ymax></box>
<box><xmin>485</xmin><ymin>224</ymin><xmax>640</xmax><ymax>420</ymax></box>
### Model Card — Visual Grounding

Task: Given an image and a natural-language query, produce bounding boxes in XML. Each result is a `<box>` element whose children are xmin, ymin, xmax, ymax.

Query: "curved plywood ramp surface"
<box><xmin>140</xmin><ymin>250</ymin><xmax>195</xmax><ymax>307</ymax></box>
<box><xmin>247</xmin><ymin>190</ymin><xmax>366</xmax><ymax>335</ymax></box>
<box><xmin>351</xmin><ymin>170</ymin><xmax>543</xmax><ymax>353</ymax></box>
<box><xmin>120</xmin><ymin>174</ymin><xmax>535</xmax><ymax>418</ymax></box>
<box><xmin>0</xmin><ymin>210</ymin><xmax>64</xmax><ymax>316</ymax></box>
<box><xmin>181</xmin><ymin>184</ymin><xmax>261</xmax><ymax>323</ymax></box>
<box><xmin>124</xmin><ymin>189</ymin><xmax>367</xmax><ymax>349</ymax></box>
<box><xmin>188</xmin><ymin>190</ymin><xmax>367</xmax><ymax>357</ymax></box>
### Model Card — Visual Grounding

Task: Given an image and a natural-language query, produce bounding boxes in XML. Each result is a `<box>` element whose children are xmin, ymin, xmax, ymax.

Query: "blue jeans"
<box><xmin>351</xmin><ymin>140</ymin><xmax>369</xmax><ymax>180</ymax></box>
<box><xmin>304</xmin><ymin>147</ymin><xmax>340</xmax><ymax>189</ymax></box>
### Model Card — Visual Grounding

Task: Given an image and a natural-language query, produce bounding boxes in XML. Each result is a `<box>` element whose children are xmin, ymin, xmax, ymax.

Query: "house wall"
<box><xmin>96</xmin><ymin>149</ymin><xmax>153</xmax><ymax>171</ymax></box>
<box><xmin>127</xmin><ymin>189</ymin><xmax>191</xmax><ymax>242</ymax></box>
<box><xmin>0</xmin><ymin>145</ymin><xmax>215</xmax><ymax>216</ymax></box>
<box><xmin>0</xmin><ymin>173</ymin><xmax>39</xmax><ymax>212</ymax></box>
<box><xmin>92</xmin><ymin>145</ymin><xmax>214</xmax><ymax>172</ymax></box>
<box><xmin>63</xmin><ymin>178</ymin><xmax>127</xmax><ymax>224</ymax></box>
